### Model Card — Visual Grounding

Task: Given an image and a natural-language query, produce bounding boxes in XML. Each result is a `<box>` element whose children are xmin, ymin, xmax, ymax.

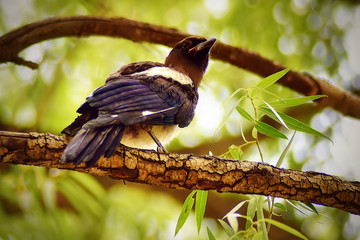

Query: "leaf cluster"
<box><xmin>176</xmin><ymin>69</ymin><xmax>328</xmax><ymax>239</ymax></box>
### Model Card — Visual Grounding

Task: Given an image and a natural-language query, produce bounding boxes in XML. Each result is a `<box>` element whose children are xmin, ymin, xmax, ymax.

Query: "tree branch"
<box><xmin>0</xmin><ymin>16</ymin><xmax>359</xmax><ymax>119</ymax></box>
<box><xmin>1</xmin><ymin>130</ymin><xmax>359</xmax><ymax>215</ymax></box>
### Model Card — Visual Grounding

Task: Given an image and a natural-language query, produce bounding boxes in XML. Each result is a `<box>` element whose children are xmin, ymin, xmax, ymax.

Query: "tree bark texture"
<box><xmin>0</xmin><ymin>131</ymin><xmax>359</xmax><ymax>215</ymax></box>
<box><xmin>0</xmin><ymin>16</ymin><xmax>360</xmax><ymax>119</ymax></box>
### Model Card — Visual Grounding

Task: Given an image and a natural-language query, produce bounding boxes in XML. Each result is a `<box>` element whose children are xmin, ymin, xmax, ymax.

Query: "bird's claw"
<box><xmin>157</xmin><ymin>145</ymin><xmax>169</xmax><ymax>154</ymax></box>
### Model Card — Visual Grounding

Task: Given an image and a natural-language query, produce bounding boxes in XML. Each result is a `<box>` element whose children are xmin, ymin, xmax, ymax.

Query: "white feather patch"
<box><xmin>141</xmin><ymin>107</ymin><xmax>176</xmax><ymax>117</ymax></box>
<box><xmin>131</xmin><ymin>67</ymin><xmax>193</xmax><ymax>85</ymax></box>
<box><xmin>142</xmin><ymin>111</ymin><xmax>154</xmax><ymax>116</ymax></box>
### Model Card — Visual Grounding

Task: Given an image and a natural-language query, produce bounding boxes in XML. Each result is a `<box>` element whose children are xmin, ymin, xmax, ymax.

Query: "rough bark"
<box><xmin>0</xmin><ymin>131</ymin><xmax>359</xmax><ymax>215</ymax></box>
<box><xmin>0</xmin><ymin>16</ymin><xmax>360</xmax><ymax>119</ymax></box>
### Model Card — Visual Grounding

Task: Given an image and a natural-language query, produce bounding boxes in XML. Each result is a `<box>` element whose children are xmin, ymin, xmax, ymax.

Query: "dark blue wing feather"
<box><xmin>88</xmin><ymin>82</ymin><xmax>149</xmax><ymax>108</ymax></box>
<box><xmin>85</xmin><ymin>76</ymin><xmax>182</xmax><ymax>127</ymax></box>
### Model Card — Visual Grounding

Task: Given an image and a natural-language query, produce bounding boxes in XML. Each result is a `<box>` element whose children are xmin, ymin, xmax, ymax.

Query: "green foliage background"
<box><xmin>0</xmin><ymin>0</ymin><xmax>359</xmax><ymax>239</ymax></box>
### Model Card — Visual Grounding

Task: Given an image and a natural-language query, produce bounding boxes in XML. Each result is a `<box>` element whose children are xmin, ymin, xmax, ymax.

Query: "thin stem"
<box><xmin>250</xmin><ymin>95</ymin><xmax>258</xmax><ymax>119</ymax></box>
<box><xmin>255</xmin><ymin>139</ymin><xmax>264</xmax><ymax>163</ymax></box>
<box><xmin>249</xmin><ymin>95</ymin><xmax>269</xmax><ymax>231</ymax></box>
<box><xmin>267</xmin><ymin>196</ymin><xmax>275</xmax><ymax>232</ymax></box>
<box><xmin>249</xmin><ymin>96</ymin><xmax>264</xmax><ymax>163</ymax></box>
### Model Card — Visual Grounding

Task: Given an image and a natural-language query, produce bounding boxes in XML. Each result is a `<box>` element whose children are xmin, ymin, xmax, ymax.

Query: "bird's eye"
<box><xmin>182</xmin><ymin>42</ymin><xmax>189</xmax><ymax>49</ymax></box>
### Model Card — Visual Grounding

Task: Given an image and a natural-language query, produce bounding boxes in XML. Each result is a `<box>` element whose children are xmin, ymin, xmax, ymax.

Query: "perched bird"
<box><xmin>61</xmin><ymin>36</ymin><xmax>216</xmax><ymax>166</ymax></box>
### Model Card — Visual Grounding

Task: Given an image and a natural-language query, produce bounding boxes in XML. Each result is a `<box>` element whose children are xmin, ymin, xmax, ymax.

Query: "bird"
<box><xmin>61</xmin><ymin>36</ymin><xmax>216</xmax><ymax>166</ymax></box>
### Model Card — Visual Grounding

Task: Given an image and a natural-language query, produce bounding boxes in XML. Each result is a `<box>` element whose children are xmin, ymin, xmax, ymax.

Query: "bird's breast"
<box><xmin>120</xmin><ymin>124</ymin><xmax>180</xmax><ymax>149</ymax></box>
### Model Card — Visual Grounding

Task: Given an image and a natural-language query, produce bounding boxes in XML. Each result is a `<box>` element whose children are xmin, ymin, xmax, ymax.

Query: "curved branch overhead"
<box><xmin>0</xmin><ymin>16</ymin><xmax>359</xmax><ymax>118</ymax></box>
<box><xmin>0</xmin><ymin>131</ymin><xmax>359</xmax><ymax>215</ymax></box>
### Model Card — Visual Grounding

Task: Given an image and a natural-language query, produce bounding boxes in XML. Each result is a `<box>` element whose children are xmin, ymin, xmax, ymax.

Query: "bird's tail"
<box><xmin>61</xmin><ymin>125</ymin><xmax>125</xmax><ymax>166</ymax></box>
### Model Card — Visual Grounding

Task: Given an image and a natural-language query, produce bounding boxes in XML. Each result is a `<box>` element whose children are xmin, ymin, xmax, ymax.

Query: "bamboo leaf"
<box><xmin>253</xmin><ymin>231</ymin><xmax>264</xmax><ymax>240</ymax></box>
<box><xmin>254</xmin><ymin>85</ymin><xmax>285</xmax><ymax>99</ymax></box>
<box><xmin>207</xmin><ymin>227</ymin><xmax>216</xmax><ymax>240</ymax></box>
<box><xmin>262</xmin><ymin>95</ymin><xmax>327</xmax><ymax>108</ymax></box>
<box><xmin>304</xmin><ymin>203</ymin><xmax>319</xmax><ymax>215</ymax></box>
<box><xmin>261</xmin><ymin>218</ymin><xmax>309</xmax><ymax>240</ymax></box>
<box><xmin>195</xmin><ymin>190</ymin><xmax>208</xmax><ymax>233</ymax></box>
<box><xmin>260</xmin><ymin>99</ymin><xmax>289</xmax><ymax>129</ymax></box>
<box><xmin>276</xmin><ymin>131</ymin><xmax>296</xmax><ymax>168</ymax></box>
<box><xmin>218</xmin><ymin>219</ymin><xmax>235</xmax><ymax>237</ymax></box>
<box><xmin>286</xmin><ymin>200</ymin><xmax>311</xmax><ymax>217</ymax></box>
<box><xmin>223</xmin><ymin>200</ymin><xmax>247</xmax><ymax>232</ymax></box>
<box><xmin>222</xmin><ymin>87</ymin><xmax>246</xmax><ymax>107</ymax></box>
<box><xmin>252</xmin><ymin>126</ymin><xmax>258</xmax><ymax>139</ymax></box>
<box><xmin>256</xmin><ymin>197</ymin><xmax>268</xmax><ymax>240</ymax></box>
<box><xmin>274</xmin><ymin>202</ymin><xmax>287</xmax><ymax>212</ymax></box>
<box><xmin>229</xmin><ymin>145</ymin><xmax>244</xmax><ymax>160</ymax></box>
<box><xmin>227</xmin><ymin>213</ymin><xmax>240</xmax><ymax>233</ymax></box>
<box><xmin>297</xmin><ymin>202</ymin><xmax>319</xmax><ymax>215</ymax></box>
<box><xmin>236</xmin><ymin>105</ymin><xmax>254</xmax><ymax>122</ymax></box>
<box><xmin>175</xmin><ymin>190</ymin><xmax>196</xmax><ymax>236</ymax></box>
<box><xmin>216</xmin><ymin>95</ymin><xmax>246</xmax><ymax>134</ymax></box>
<box><xmin>286</xmin><ymin>200</ymin><xmax>321</xmax><ymax>223</ymax></box>
<box><xmin>250</xmin><ymin>69</ymin><xmax>290</xmax><ymax>97</ymax></box>
<box><xmin>255</xmin><ymin>120</ymin><xmax>288</xmax><ymax>139</ymax></box>
<box><xmin>246</xmin><ymin>197</ymin><xmax>257</xmax><ymax>230</ymax></box>
<box><xmin>259</xmin><ymin>107</ymin><xmax>332</xmax><ymax>141</ymax></box>
<box><xmin>224</xmin><ymin>201</ymin><xmax>247</xmax><ymax>220</ymax></box>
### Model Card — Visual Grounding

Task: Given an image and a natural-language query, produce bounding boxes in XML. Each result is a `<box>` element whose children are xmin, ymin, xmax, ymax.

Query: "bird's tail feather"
<box><xmin>61</xmin><ymin>125</ymin><xmax>125</xmax><ymax>166</ymax></box>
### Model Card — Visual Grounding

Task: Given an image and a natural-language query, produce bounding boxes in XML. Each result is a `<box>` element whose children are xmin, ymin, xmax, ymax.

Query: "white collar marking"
<box><xmin>131</xmin><ymin>66</ymin><xmax>193</xmax><ymax>85</ymax></box>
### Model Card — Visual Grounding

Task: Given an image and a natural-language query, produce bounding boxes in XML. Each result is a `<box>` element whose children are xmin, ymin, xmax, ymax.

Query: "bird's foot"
<box><xmin>145</xmin><ymin>128</ymin><xmax>169</xmax><ymax>154</ymax></box>
<box><xmin>157</xmin><ymin>145</ymin><xmax>169</xmax><ymax>154</ymax></box>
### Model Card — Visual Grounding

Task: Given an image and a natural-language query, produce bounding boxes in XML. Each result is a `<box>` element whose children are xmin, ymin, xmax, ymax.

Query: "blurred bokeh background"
<box><xmin>0</xmin><ymin>0</ymin><xmax>359</xmax><ymax>239</ymax></box>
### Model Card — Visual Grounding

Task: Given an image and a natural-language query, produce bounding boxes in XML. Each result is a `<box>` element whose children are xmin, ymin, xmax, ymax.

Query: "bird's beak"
<box><xmin>189</xmin><ymin>38</ymin><xmax>216</xmax><ymax>55</ymax></box>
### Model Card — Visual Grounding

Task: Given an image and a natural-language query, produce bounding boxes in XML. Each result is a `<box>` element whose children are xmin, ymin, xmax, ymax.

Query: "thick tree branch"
<box><xmin>0</xmin><ymin>16</ymin><xmax>359</xmax><ymax>119</ymax></box>
<box><xmin>1</xmin><ymin>130</ymin><xmax>359</xmax><ymax>215</ymax></box>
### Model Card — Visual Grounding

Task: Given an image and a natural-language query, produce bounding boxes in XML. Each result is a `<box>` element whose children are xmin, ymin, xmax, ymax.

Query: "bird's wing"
<box><xmin>82</xmin><ymin>75</ymin><xmax>193</xmax><ymax>129</ymax></box>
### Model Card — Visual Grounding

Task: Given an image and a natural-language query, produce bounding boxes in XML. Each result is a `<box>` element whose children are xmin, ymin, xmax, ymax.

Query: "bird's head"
<box><xmin>165</xmin><ymin>36</ymin><xmax>216</xmax><ymax>87</ymax></box>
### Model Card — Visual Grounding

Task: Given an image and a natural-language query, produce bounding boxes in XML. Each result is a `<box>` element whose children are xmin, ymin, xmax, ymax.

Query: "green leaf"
<box><xmin>195</xmin><ymin>190</ymin><xmax>208</xmax><ymax>233</ymax></box>
<box><xmin>252</xmin><ymin>127</ymin><xmax>258</xmax><ymax>139</ymax></box>
<box><xmin>262</xmin><ymin>95</ymin><xmax>327</xmax><ymax>108</ymax></box>
<box><xmin>223</xmin><ymin>200</ymin><xmax>247</xmax><ymax>232</ymax></box>
<box><xmin>253</xmin><ymin>231</ymin><xmax>264</xmax><ymax>240</ymax></box>
<box><xmin>261</xmin><ymin>218</ymin><xmax>309</xmax><ymax>240</ymax></box>
<box><xmin>256</xmin><ymin>197</ymin><xmax>268</xmax><ymax>240</ymax></box>
<box><xmin>298</xmin><ymin>202</ymin><xmax>319</xmax><ymax>215</ymax></box>
<box><xmin>260</xmin><ymin>99</ymin><xmax>289</xmax><ymax>129</ymax></box>
<box><xmin>218</xmin><ymin>219</ymin><xmax>235</xmax><ymax>237</ymax></box>
<box><xmin>286</xmin><ymin>200</ymin><xmax>321</xmax><ymax>223</ymax></box>
<box><xmin>175</xmin><ymin>190</ymin><xmax>196</xmax><ymax>236</ymax></box>
<box><xmin>229</xmin><ymin>145</ymin><xmax>244</xmax><ymax>160</ymax></box>
<box><xmin>222</xmin><ymin>87</ymin><xmax>246</xmax><ymax>107</ymax></box>
<box><xmin>304</xmin><ymin>203</ymin><xmax>319</xmax><ymax>215</ymax></box>
<box><xmin>207</xmin><ymin>227</ymin><xmax>216</xmax><ymax>240</ymax></box>
<box><xmin>255</xmin><ymin>86</ymin><xmax>285</xmax><ymax>100</ymax></box>
<box><xmin>224</xmin><ymin>201</ymin><xmax>247</xmax><ymax>219</ymax></box>
<box><xmin>246</xmin><ymin>197</ymin><xmax>257</xmax><ymax>230</ymax></box>
<box><xmin>236</xmin><ymin>105</ymin><xmax>254</xmax><ymax>122</ymax></box>
<box><xmin>274</xmin><ymin>202</ymin><xmax>287</xmax><ymax>212</ymax></box>
<box><xmin>286</xmin><ymin>200</ymin><xmax>311</xmax><ymax>217</ymax></box>
<box><xmin>276</xmin><ymin>131</ymin><xmax>296</xmax><ymax>168</ymax></box>
<box><xmin>259</xmin><ymin>107</ymin><xmax>332</xmax><ymax>141</ymax></box>
<box><xmin>255</xmin><ymin>120</ymin><xmax>288</xmax><ymax>139</ymax></box>
<box><xmin>216</xmin><ymin>95</ymin><xmax>246</xmax><ymax>134</ymax></box>
<box><xmin>250</xmin><ymin>69</ymin><xmax>290</xmax><ymax>97</ymax></box>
